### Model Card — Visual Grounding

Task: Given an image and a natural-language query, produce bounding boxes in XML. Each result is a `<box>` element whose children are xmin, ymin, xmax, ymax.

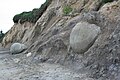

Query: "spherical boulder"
<box><xmin>70</xmin><ymin>21</ymin><xmax>101</xmax><ymax>53</ymax></box>
<box><xmin>10</xmin><ymin>43</ymin><xmax>27</xmax><ymax>54</ymax></box>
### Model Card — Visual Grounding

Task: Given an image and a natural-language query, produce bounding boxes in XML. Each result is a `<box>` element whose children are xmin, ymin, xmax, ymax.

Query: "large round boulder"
<box><xmin>10</xmin><ymin>43</ymin><xmax>27</xmax><ymax>54</ymax></box>
<box><xmin>70</xmin><ymin>21</ymin><xmax>101</xmax><ymax>53</ymax></box>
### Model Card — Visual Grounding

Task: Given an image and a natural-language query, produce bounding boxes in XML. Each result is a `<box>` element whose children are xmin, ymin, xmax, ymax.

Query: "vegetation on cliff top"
<box><xmin>102</xmin><ymin>0</ymin><xmax>114</xmax><ymax>3</ymax></box>
<box><xmin>13</xmin><ymin>0</ymin><xmax>51</xmax><ymax>24</ymax></box>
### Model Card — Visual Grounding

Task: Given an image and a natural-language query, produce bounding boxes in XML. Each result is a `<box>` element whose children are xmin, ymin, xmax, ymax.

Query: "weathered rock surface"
<box><xmin>70</xmin><ymin>21</ymin><xmax>100</xmax><ymax>53</ymax></box>
<box><xmin>2</xmin><ymin>22</ymin><xmax>34</xmax><ymax>47</ymax></box>
<box><xmin>99</xmin><ymin>1</ymin><xmax>120</xmax><ymax>21</ymax></box>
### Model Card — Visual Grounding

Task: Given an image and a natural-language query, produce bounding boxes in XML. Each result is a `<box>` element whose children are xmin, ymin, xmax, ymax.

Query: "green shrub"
<box><xmin>13</xmin><ymin>0</ymin><xmax>52</xmax><ymax>24</ymax></box>
<box><xmin>63</xmin><ymin>6</ymin><xmax>73</xmax><ymax>15</ymax></box>
<box><xmin>13</xmin><ymin>14</ymin><xmax>21</xmax><ymax>23</ymax></box>
<box><xmin>0</xmin><ymin>32</ymin><xmax>5</xmax><ymax>43</ymax></box>
<box><xmin>102</xmin><ymin>0</ymin><xmax>114</xmax><ymax>3</ymax></box>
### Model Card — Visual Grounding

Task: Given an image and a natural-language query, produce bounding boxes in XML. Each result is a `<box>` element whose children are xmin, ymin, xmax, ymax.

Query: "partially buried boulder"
<box><xmin>10</xmin><ymin>43</ymin><xmax>27</xmax><ymax>54</ymax></box>
<box><xmin>70</xmin><ymin>21</ymin><xmax>101</xmax><ymax>53</ymax></box>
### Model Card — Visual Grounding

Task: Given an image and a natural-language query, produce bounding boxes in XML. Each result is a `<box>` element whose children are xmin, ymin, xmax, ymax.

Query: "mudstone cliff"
<box><xmin>2</xmin><ymin>0</ymin><xmax>120</xmax><ymax>79</ymax></box>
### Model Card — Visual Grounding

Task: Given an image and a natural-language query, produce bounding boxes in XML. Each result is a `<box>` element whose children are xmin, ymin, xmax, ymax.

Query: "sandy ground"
<box><xmin>0</xmin><ymin>45</ymin><xmax>93</xmax><ymax>80</ymax></box>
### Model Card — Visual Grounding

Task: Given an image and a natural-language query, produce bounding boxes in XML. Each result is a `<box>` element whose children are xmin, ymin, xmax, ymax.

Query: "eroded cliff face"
<box><xmin>2</xmin><ymin>0</ymin><xmax>103</xmax><ymax>47</ymax></box>
<box><xmin>2</xmin><ymin>0</ymin><xmax>120</xmax><ymax>79</ymax></box>
<box><xmin>2</xmin><ymin>22</ymin><xmax>34</xmax><ymax>47</ymax></box>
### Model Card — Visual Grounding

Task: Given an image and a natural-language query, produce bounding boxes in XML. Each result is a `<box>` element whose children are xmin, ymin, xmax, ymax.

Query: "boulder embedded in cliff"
<box><xmin>70</xmin><ymin>21</ymin><xmax>101</xmax><ymax>53</ymax></box>
<box><xmin>10</xmin><ymin>43</ymin><xmax>27</xmax><ymax>54</ymax></box>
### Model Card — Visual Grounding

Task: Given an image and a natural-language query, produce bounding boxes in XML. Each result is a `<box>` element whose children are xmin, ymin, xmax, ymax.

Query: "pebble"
<box><xmin>26</xmin><ymin>52</ymin><xmax>32</xmax><ymax>57</ymax></box>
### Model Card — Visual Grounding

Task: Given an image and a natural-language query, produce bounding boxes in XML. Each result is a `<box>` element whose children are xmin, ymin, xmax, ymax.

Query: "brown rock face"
<box><xmin>2</xmin><ymin>0</ymin><xmax>120</xmax><ymax>80</ymax></box>
<box><xmin>99</xmin><ymin>1</ymin><xmax>120</xmax><ymax>21</ymax></box>
<box><xmin>2</xmin><ymin>22</ymin><xmax>34</xmax><ymax>47</ymax></box>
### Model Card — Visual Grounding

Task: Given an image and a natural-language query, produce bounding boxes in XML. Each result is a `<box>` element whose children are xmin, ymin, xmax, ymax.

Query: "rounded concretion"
<box><xmin>10</xmin><ymin>43</ymin><xmax>27</xmax><ymax>54</ymax></box>
<box><xmin>70</xmin><ymin>21</ymin><xmax>101</xmax><ymax>53</ymax></box>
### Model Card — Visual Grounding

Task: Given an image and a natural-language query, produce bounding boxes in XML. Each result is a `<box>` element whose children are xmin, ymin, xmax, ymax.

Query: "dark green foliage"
<box><xmin>0</xmin><ymin>31</ymin><xmax>5</xmax><ymax>43</ymax></box>
<box><xmin>13</xmin><ymin>14</ymin><xmax>21</xmax><ymax>23</ymax></box>
<box><xmin>63</xmin><ymin>6</ymin><xmax>73</xmax><ymax>15</ymax></box>
<box><xmin>102</xmin><ymin>0</ymin><xmax>114</xmax><ymax>3</ymax></box>
<box><xmin>13</xmin><ymin>0</ymin><xmax>51</xmax><ymax>24</ymax></box>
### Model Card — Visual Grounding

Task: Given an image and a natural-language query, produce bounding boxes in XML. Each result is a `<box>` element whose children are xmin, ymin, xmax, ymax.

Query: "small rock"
<box><xmin>13</xmin><ymin>58</ymin><xmax>20</xmax><ymax>63</ymax></box>
<box><xmin>26</xmin><ymin>52</ymin><xmax>32</xmax><ymax>57</ymax></box>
